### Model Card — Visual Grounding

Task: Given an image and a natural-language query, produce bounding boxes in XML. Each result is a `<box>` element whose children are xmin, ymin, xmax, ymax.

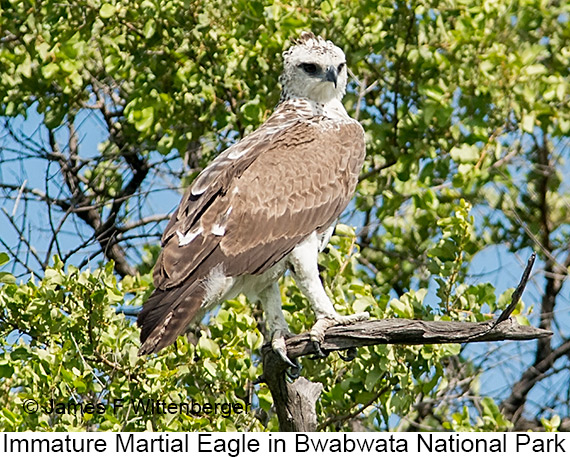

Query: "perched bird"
<box><xmin>138</xmin><ymin>32</ymin><xmax>368</xmax><ymax>366</ymax></box>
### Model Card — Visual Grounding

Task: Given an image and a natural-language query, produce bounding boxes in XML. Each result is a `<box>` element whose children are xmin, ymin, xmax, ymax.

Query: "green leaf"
<box><xmin>257</xmin><ymin>388</ymin><xmax>273</xmax><ymax>412</ymax></box>
<box><xmin>443</xmin><ymin>343</ymin><xmax>461</xmax><ymax>356</ymax></box>
<box><xmin>335</xmin><ymin>224</ymin><xmax>356</xmax><ymax>237</ymax></box>
<box><xmin>521</xmin><ymin>112</ymin><xmax>535</xmax><ymax>133</ymax></box>
<box><xmin>107</xmin><ymin>288</ymin><xmax>123</xmax><ymax>303</ymax></box>
<box><xmin>0</xmin><ymin>361</ymin><xmax>14</xmax><ymax>378</ymax></box>
<box><xmin>0</xmin><ymin>272</ymin><xmax>15</xmax><ymax>284</ymax></box>
<box><xmin>524</xmin><ymin>64</ymin><xmax>546</xmax><ymax>76</ymax></box>
<box><xmin>542</xmin><ymin>415</ymin><xmax>561</xmax><ymax>432</ymax></box>
<box><xmin>42</xmin><ymin>62</ymin><xmax>59</xmax><ymax>79</ymax></box>
<box><xmin>143</xmin><ymin>19</ymin><xmax>156</xmax><ymax>39</ymax></box>
<box><xmin>450</xmin><ymin>144</ymin><xmax>480</xmax><ymax>163</ymax></box>
<box><xmin>364</xmin><ymin>367</ymin><xmax>383</xmax><ymax>391</ymax></box>
<box><xmin>100</xmin><ymin>4</ymin><xmax>115</xmax><ymax>19</ymax></box>
<box><xmin>203</xmin><ymin>360</ymin><xmax>218</xmax><ymax>377</ymax></box>
<box><xmin>421</xmin><ymin>345</ymin><xmax>434</xmax><ymax>359</ymax></box>
<box><xmin>353</xmin><ymin>296</ymin><xmax>375</xmax><ymax>313</ymax></box>
<box><xmin>240</xmin><ymin>98</ymin><xmax>261</xmax><ymax>122</ymax></box>
<box><xmin>390</xmin><ymin>297</ymin><xmax>413</xmax><ymax>318</ymax></box>
<box><xmin>0</xmin><ymin>252</ymin><xmax>9</xmax><ymax>267</ymax></box>
<box><xmin>134</xmin><ymin>107</ymin><xmax>155</xmax><ymax>133</ymax></box>
<box><xmin>245</xmin><ymin>331</ymin><xmax>260</xmax><ymax>350</ymax></box>
<box><xmin>197</xmin><ymin>337</ymin><xmax>221</xmax><ymax>358</ymax></box>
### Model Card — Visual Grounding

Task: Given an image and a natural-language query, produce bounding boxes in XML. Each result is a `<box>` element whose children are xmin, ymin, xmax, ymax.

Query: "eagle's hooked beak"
<box><xmin>325</xmin><ymin>65</ymin><xmax>338</xmax><ymax>88</ymax></box>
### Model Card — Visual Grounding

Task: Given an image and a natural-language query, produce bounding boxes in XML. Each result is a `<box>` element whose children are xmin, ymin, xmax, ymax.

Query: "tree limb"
<box><xmin>502</xmin><ymin>338</ymin><xmax>570</xmax><ymax>425</ymax></box>
<box><xmin>273</xmin><ymin>318</ymin><xmax>551</xmax><ymax>363</ymax></box>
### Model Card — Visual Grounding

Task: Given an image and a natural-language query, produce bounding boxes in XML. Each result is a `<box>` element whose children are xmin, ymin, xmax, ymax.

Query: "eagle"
<box><xmin>137</xmin><ymin>32</ymin><xmax>369</xmax><ymax>367</ymax></box>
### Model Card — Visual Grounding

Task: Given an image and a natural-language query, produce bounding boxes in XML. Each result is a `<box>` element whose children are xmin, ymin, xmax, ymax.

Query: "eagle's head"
<box><xmin>279</xmin><ymin>32</ymin><xmax>348</xmax><ymax>104</ymax></box>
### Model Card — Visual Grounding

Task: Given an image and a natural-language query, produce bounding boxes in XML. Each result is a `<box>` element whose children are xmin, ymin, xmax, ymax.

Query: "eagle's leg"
<box><xmin>255</xmin><ymin>282</ymin><xmax>299</xmax><ymax>371</ymax></box>
<box><xmin>289</xmin><ymin>233</ymin><xmax>369</xmax><ymax>358</ymax></box>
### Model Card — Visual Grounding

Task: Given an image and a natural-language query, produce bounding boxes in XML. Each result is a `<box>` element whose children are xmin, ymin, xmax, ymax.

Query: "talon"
<box><xmin>311</xmin><ymin>340</ymin><xmax>330</xmax><ymax>359</ymax></box>
<box><xmin>309</xmin><ymin>316</ymin><xmax>334</xmax><ymax>354</ymax></box>
<box><xmin>339</xmin><ymin>347</ymin><xmax>357</xmax><ymax>361</ymax></box>
<box><xmin>286</xmin><ymin>360</ymin><xmax>302</xmax><ymax>379</ymax></box>
<box><xmin>274</xmin><ymin>345</ymin><xmax>298</xmax><ymax>369</ymax></box>
<box><xmin>272</xmin><ymin>329</ymin><xmax>297</xmax><ymax>369</ymax></box>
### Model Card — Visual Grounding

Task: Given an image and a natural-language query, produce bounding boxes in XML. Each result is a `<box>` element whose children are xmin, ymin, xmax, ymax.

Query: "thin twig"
<box><xmin>493</xmin><ymin>252</ymin><xmax>536</xmax><ymax>327</ymax></box>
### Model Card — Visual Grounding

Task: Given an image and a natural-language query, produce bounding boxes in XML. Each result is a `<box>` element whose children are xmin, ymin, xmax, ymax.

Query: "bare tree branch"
<box><xmin>282</xmin><ymin>318</ymin><xmax>550</xmax><ymax>362</ymax></box>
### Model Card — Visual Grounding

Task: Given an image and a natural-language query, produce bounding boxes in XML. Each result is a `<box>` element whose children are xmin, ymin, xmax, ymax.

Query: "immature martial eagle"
<box><xmin>138</xmin><ymin>32</ymin><xmax>368</xmax><ymax>366</ymax></box>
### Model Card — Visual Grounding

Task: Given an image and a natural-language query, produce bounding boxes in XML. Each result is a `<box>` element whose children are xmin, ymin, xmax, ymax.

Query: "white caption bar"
<box><xmin>1</xmin><ymin>432</ymin><xmax>568</xmax><ymax>456</ymax></box>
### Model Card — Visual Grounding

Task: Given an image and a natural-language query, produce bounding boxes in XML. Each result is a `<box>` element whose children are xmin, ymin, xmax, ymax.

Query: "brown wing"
<box><xmin>156</xmin><ymin>119</ymin><xmax>364</xmax><ymax>285</ymax></box>
<box><xmin>220</xmin><ymin>120</ymin><xmax>365</xmax><ymax>275</ymax></box>
<box><xmin>138</xmin><ymin>116</ymin><xmax>365</xmax><ymax>353</ymax></box>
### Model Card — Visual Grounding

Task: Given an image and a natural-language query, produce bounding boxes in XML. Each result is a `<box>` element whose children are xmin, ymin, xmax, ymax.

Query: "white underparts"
<box><xmin>202</xmin><ymin>264</ymin><xmax>234</xmax><ymax>308</ymax></box>
<box><xmin>318</xmin><ymin>224</ymin><xmax>335</xmax><ymax>252</ymax></box>
<box><xmin>312</xmin><ymin>97</ymin><xmax>350</xmax><ymax>120</ymax></box>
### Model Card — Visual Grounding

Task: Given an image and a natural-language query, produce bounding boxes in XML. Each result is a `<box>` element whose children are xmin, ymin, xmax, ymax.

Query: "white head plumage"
<box><xmin>279</xmin><ymin>32</ymin><xmax>348</xmax><ymax>104</ymax></box>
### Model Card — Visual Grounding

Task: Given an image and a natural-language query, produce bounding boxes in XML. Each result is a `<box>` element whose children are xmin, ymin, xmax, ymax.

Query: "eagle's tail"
<box><xmin>137</xmin><ymin>281</ymin><xmax>206</xmax><ymax>355</ymax></box>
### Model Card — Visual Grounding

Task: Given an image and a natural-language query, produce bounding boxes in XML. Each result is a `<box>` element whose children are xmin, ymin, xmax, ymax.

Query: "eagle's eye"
<box><xmin>300</xmin><ymin>63</ymin><xmax>319</xmax><ymax>75</ymax></box>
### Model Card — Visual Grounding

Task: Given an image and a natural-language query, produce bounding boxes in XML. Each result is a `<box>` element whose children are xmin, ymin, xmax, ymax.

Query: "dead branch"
<box><xmin>275</xmin><ymin>317</ymin><xmax>550</xmax><ymax>361</ymax></box>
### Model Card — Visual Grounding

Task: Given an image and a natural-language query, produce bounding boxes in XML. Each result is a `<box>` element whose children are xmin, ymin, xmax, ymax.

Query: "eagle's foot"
<box><xmin>271</xmin><ymin>329</ymin><xmax>297</xmax><ymax>369</ymax></box>
<box><xmin>310</xmin><ymin>312</ymin><xmax>369</xmax><ymax>359</ymax></box>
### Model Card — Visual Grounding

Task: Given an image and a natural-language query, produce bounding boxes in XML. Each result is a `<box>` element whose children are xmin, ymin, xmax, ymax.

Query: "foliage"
<box><xmin>1</xmin><ymin>0</ymin><xmax>569</xmax><ymax>431</ymax></box>
<box><xmin>0</xmin><ymin>257</ymin><xmax>262</xmax><ymax>431</ymax></box>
